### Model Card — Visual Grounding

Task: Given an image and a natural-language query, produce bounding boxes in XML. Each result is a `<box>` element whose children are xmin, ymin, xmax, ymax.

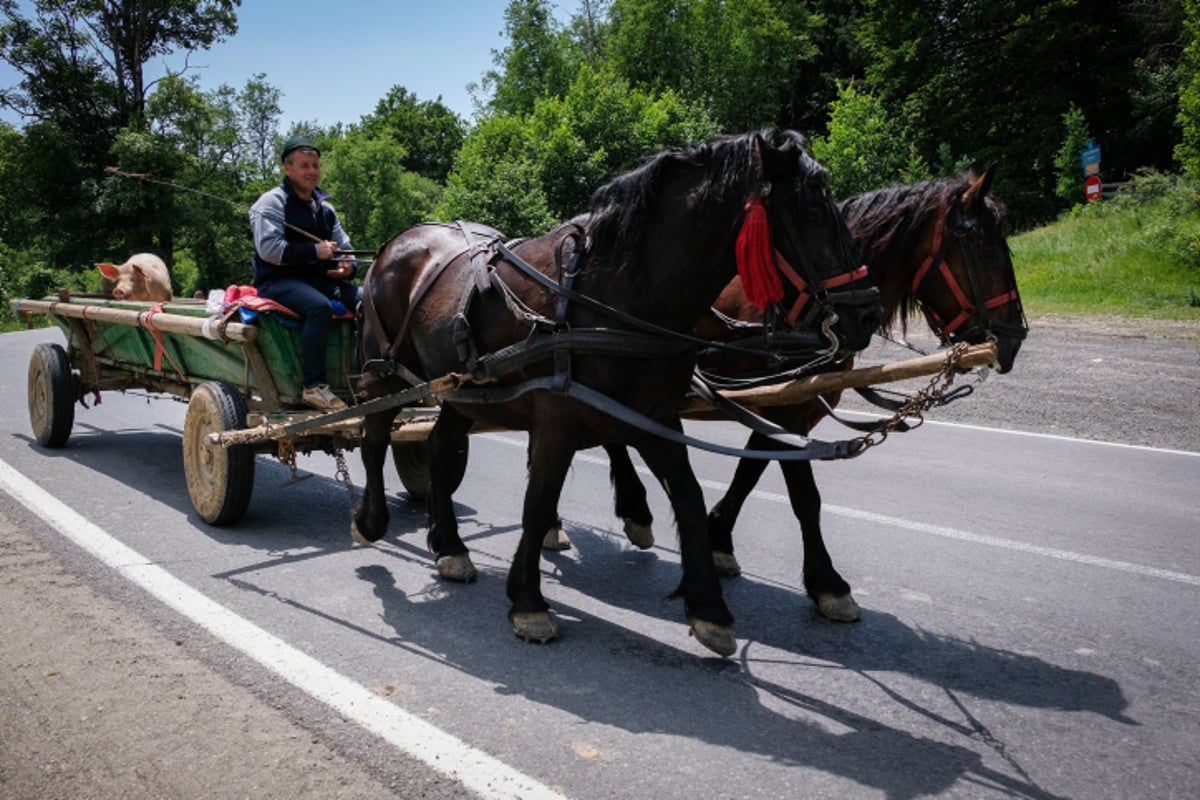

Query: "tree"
<box><xmin>441</xmin><ymin>62</ymin><xmax>715</xmax><ymax>234</ymax></box>
<box><xmin>856</xmin><ymin>0</ymin><xmax>1186</xmax><ymax>227</ymax></box>
<box><xmin>1</xmin><ymin>0</ymin><xmax>240</xmax><ymax>131</ymax></box>
<box><xmin>605</xmin><ymin>0</ymin><xmax>820</xmax><ymax>132</ymax></box>
<box><xmin>359</xmin><ymin>86</ymin><xmax>465</xmax><ymax>183</ymax></box>
<box><xmin>566</xmin><ymin>0</ymin><xmax>610</xmax><ymax>66</ymax></box>
<box><xmin>321</xmin><ymin>127</ymin><xmax>441</xmax><ymax>250</ymax></box>
<box><xmin>1054</xmin><ymin>104</ymin><xmax>1092</xmax><ymax>205</ymax></box>
<box><xmin>783</xmin><ymin>0</ymin><xmax>871</xmax><ymax>134</ymax></box>
<box><xmin>1177</xmin><ymin>0</ymin><xmax>1200</xmax><ymax>175</ymax></box>
<box><xmin>0</xmin><ymin>0</ymin><xmax>241</xmax><ymax>273</ymax></box>
<box><xmin>810</xmin><ymin>81</ymin><xmax>928</xmax><ymax>199</ymax></box>
<box><xmin>528</xmin><ymin>63</ymin><xmax>715</xmax><ymax>217</ymax></box>
<box><xmin>437</xmin><ymin>114</ymin><xmax>557</xmax><ymax>236</ymax></box>
<box><xmin>101</xmin><ymin>74</ymin><xmax>270</xmax><ymax>292</ymax></box>
<box><xmin>481</xmin><ymin>0</ymin><xmax>572</xmax><ymax>117</ymax></box>
<box><xmin>237</xmin><ymin>74</ymin><xmax>282</xmax><ymax>181</ymax></box>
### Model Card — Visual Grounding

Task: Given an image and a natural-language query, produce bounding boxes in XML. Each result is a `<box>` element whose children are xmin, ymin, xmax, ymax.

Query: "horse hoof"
<box><xmin>712</xmin><ymin>551</ymin><xmax>741</xmax><ymax>577</ymax></box>
<box><xmin>623</xmin><ymin>519</ymin><xmax>654</xmax><ymax>550</ymax></box>
<box><xmin>351</xmin><ymin>522</ymin><xmax>383</xmax><ymax>546</ymax></box>
<box><xmin>816</xmin><ymin>592</ymin><xmax>861</xmax><ymax>622</ymax></box>
<box><xmin>512</xmin><ymin>611</ymin><xmax>558</xmax><ymax>643</ymax></box>
<box><xmin>436</xmin><ymin>554</ymin><xmax>478</xmax><ymax>583</ymax></box>
<box><xmin>542</xmin><ymin>526</ymin><xmax>572</xmax><ymax>551</ymax></box>
<box><xmin>688</xmin><ymin>619</ymin><xmax>737</xmax><ymax>657</ymax></box>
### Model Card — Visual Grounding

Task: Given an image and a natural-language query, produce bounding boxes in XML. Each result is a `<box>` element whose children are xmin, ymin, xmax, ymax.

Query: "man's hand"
<box><xmin>326</xmin><ymin>254</ymin><xmax>353</xmax><ymax>279</ymax></box>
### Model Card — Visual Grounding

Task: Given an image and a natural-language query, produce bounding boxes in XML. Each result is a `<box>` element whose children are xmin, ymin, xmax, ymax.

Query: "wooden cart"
<box><xmin>11</xmin><ymin>293</ymin><xmax>436</xmax><ymax>525</ymax></box>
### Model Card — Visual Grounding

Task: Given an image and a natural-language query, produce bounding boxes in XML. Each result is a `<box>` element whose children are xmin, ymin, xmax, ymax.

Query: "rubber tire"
<box><xmin>183</xmin><ymin>381</ymin><xmax>255</xmax><ymax>526</ymax></box>
<box><xmin>392</xmin><ymin>440</ymin><xmax>433</xmax><ymax>500</ymax></box>
<box><xmin>28</xmin><ymin>343</ymin><xmax>75</xmax><ymax>448</ymax></box>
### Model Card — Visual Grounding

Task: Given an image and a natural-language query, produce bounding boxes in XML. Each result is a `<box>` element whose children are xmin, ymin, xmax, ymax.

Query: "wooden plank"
<box><xmin>678</xmin><ymin>341</ymin><xmax>997</xmax><ymax>414</ymax></box>
<box><xmin>11</xmin><ymin>298</ymin><xmax>258</xmax><ymax>343</ymax></box>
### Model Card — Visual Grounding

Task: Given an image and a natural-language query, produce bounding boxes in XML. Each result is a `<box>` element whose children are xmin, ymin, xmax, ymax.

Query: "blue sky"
<box><xmin>2</xmin><ymin>1</ymin><xmax>537</xmax><ymax>130</ymax></box>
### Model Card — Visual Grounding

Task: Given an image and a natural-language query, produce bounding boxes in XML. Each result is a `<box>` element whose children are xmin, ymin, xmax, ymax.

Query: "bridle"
<box><xmin>911</xmin><ymin>194</ymin><xmax>1028</xmax><ymax>345</ymax></box>
<box><xmin>760</xmin><ymin>178</ymin><xmax>878</xmax><ymax>332</ymax></box>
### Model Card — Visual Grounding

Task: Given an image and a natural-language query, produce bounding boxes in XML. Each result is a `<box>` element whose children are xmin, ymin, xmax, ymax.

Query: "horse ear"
<box><xmin>963</xmin><ymin>162</ymin><xmax>997</xmax><ymax>213</ymax></box>
<box><xmin>753</xmin><ymin>131</ymin><xmax>792</xmax><ymax>185</ymax></box>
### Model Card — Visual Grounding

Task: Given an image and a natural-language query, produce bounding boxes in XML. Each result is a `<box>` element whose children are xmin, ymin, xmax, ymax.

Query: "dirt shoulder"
<box><xmin>1029</xmin><ymin>313</ymin><xmax>1200</xmax><ymax>341</ymax></box>
<box><xmin>0</xmin><ymin>503</ymin><xmax>464</xmax><ymax>800</ymax></box>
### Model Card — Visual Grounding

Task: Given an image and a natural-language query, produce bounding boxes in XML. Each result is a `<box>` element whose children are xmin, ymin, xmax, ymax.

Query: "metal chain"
<box><xmin>848</xmin><ymin>342</ymin><xmax>971</xmax><ymax>458</ymax></box>
<box><xmin>277</xmin><ymin>438</ymin><xmax>300</xmax><ymax>479</ymax></box>
<box><xmin>333</xmin><ymin>446</ymin><xmax>359</xmax><ymax>507</ymax></box>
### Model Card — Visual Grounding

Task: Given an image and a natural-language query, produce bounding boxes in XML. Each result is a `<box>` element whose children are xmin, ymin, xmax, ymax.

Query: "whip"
<box><xmin>103</xmin><ymin>167</ymin><xmax>378</xmax><ymax>257</ymax></box>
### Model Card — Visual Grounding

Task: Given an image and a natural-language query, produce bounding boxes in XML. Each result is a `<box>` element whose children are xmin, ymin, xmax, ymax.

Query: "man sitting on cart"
<box><xmin>249</xmin><ymin>135</ymin><xmax>362</xmax><ymax>412</ymax></box>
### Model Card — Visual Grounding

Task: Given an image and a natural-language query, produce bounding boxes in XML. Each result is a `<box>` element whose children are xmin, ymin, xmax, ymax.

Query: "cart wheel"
<box><xmin>28</xmin><ymin>343</ymin><xmax>76</xmax><ymax>448</ymax></box>
<box><xmin>183</xmin><ymin>381</ymin><xmax>255</xmax><ymax>526</ymax></box>
<box><xmin>392</xmin><ymin>440</ymin><xmax>432</xmax><ymax>500</ymax></box>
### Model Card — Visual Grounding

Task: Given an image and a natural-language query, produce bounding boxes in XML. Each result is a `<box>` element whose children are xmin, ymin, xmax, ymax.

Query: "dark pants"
<box><xmin>258</xmin><ymin>277</ymin><xmax>362</xmax><ymax>388</ymax></box>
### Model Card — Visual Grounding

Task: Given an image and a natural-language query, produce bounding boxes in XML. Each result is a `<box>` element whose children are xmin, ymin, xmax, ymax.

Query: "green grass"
<box><xmin>1010</xmin><ymin>172</ymin><xmax>1200</xmax><ymax>321</ymax></box>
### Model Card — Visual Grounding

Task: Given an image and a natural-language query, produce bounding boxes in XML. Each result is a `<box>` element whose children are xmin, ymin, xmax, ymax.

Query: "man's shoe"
<box><xmin>302</xmin><ymin>384</ymin><xmax>347</xmax><ymax>412</ymax></box>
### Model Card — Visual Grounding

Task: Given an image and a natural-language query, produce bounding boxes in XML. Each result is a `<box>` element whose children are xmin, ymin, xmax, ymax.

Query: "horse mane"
<box><xmin>584</xmin><ymin>129</ymin><xmax>819</xmax><ymax>271</ymax></box>
<box><xmin>840</xmin><ymin>170</ymin><xmax>1005</xmax><ymax>336</ymax></box>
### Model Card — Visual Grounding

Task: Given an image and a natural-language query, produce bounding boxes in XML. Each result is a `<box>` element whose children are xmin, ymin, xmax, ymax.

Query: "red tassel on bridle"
<box><xmin>735</xmin><ymin>194</ymin><xmax>783</xmax><ymax>310</ymax></box>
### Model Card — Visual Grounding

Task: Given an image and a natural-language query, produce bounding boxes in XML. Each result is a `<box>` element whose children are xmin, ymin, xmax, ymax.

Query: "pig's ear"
<box><xmin>97</xmin><ymin>263</ymin><xmax>118</xmax><ymax>280</ymax></box>
<box><xmin>131</xmin><ymin>264</ymin><xmax>146</xmax><ymax>277</ymax></box>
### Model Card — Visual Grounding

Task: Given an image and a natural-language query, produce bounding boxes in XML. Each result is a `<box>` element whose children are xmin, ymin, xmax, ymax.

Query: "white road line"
<box><xmin>773</xmin><ymin>489</ymin><xmax>1200</xmax><ymax>588</ymax></box>
<box><xmin>482</xmin><ymin>433</ymin><xmax>1200</xmax><ymax>588</ymax></box>
<box><xmin>835</xmin><ymin>411</ymin><xmax>1200</xmax><ymax>458</ymax></box>
<box><xmin>0</xmin><ymin>458</ymin><xmax>567</xmax><ymax>800</ymax></box>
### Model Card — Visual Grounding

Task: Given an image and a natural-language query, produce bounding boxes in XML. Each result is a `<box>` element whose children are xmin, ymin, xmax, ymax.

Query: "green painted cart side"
<box><xmin>14</xmin><ymin>294</ymin><xmax>357</xmax><ymax>410</ymax></box>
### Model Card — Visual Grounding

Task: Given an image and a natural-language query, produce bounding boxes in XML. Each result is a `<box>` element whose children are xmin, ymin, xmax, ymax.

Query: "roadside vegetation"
<box><xmin>2</xmin><ymin>0</ymin><xmax>1199</xmax><ymax>330</ymax></box>
<box><xmin>1011</xmin><ymin>172</ymin><xmax>1200</xmax><ymax>321</ymax></box>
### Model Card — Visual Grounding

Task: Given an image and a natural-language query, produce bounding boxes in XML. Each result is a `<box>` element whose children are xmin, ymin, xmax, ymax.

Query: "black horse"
<box><xmin>567</xmin><ymin>165</ymin><xmax>1027</xmax><ymax>620</ymax></box>
<box><xmin>352</xmin><ymin>130</ymin><xmax>881</xmax><ymax>656</ymax></box>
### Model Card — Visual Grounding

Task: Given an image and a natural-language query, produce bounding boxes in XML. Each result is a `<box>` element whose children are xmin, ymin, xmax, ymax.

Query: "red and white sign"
<box><xmin>1085</xmin><ymin>175</ymin><xmax>1102</xmax><ymax>202</ymax></box>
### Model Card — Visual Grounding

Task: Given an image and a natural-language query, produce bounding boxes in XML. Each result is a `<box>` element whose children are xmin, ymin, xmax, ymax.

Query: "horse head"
<box><xmin>846</xmin><ymin>164</ymin><xmax>1028</xmax><ymax>375</ymax></box>
<box><xmin>913</xmin><ymin>163</ymin><xmax>1028</xmax><ymax>373</ymax></box>
<box><xmin>747</xmin><ymin>130</ymin><xmax>882</xmax><ymax>356</ymax></box>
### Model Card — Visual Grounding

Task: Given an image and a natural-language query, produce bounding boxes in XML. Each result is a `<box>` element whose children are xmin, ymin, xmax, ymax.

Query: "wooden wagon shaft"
<box><xmin>213</xmin><ymin>341</ymin><xmax>997</xmax><ymax>446</ymax></box>
<box><xmin>13</xmin><ymin>299</ymin><xmax>258</xmax><ymax>344</ymax></box>
<box><xmin>677</xmin><ymin>340</ymin><xmax>998</xmax><ymax>418</ymax></box>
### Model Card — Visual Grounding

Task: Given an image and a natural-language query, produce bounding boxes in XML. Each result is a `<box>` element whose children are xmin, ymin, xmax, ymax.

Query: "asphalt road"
<box><xmin>1</xmin><ymin>317</ymin><xmax>1198</xmax><ymax>799</ymax></box>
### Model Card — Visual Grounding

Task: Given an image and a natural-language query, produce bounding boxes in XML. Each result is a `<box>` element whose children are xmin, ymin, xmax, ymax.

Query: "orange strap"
<box><xmin>141</xmin><ymin>304</ymin><xmax>187</xmax><ymax>382</ymax></box>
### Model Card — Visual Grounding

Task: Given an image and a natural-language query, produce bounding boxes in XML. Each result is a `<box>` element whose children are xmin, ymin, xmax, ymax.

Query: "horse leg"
<box><xmin>426</xmin><ymin>405</ymin><xmax>477</xmax><ymax>582</ymax></box>
<box><xmin>706</xmin><ymin>433</ymin><xmax>772</xmax><ymax>577</ymax></box>
<box><xmin>636</xmin><ymin>439</ymin><xmax>736</xmax><ymax>657</ymax></box>
<box><xmin>540</xmin><ymin>444</ymin><xmax>654</xmax><ymax>551</ymax></box>
<box><xmin>511</xmin><ymin>433</ymin><xmax>574</xmax><ymax>642</ymax></box>
<box><xmin>607</xmin><ymin>444</ymin><xmax>655</xmax><ymax>549</ymax></box>
<box><xmin>779</xmin><ymin>459</ymin><xmax>860</xmax><ymax>622</ymax></box>
<box><xmin>540</xmin><ymin>444</ymin><xmax>572</xmax><ymax>551</ymax></box>
<box><xmin>352</xmin><ymin>410</ymin><xmax>399</xmax><ymax>545</ymax></box>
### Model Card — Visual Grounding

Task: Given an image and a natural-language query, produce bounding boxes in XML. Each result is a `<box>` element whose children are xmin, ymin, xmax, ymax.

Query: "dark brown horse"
<box><xmin>352</xmin><ymin>130</ymin><xmax>882</xmax><ymax>656</ymax></box>
<box><xmin>574</xmin><ymin>164</ymin><xmax>1027</xmax><ymax>620</ymax></box>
